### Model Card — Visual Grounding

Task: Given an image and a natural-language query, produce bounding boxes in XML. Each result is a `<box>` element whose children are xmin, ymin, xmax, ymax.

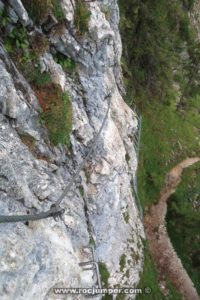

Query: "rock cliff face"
<box><xmin>0</xmin><ymin>1</ymin><xmax>144</xmax><ymax>299</ymax></box>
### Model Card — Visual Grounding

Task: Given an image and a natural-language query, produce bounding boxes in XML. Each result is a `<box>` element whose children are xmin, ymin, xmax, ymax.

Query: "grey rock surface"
<box><xmin>0</xmin><ymin>0</ymin><xmax>144</xmax><ymax>299</ymax></box>
<box><xmin>8</xmin><ymin>0</ymin><xmax>31</xmax><ymax>26</ymax></box>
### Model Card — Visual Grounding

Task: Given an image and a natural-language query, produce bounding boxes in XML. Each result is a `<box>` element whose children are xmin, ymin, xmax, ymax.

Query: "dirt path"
<box><xmin>144</xmin><ymin>157</ymin><xmax>200</xmax><ymax>300</ymax></box>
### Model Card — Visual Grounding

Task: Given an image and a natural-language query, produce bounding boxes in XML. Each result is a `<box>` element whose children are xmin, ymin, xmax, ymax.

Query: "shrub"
<box><xmin>74</xmin><ymin>1</ymin><xmax>91</xmax><ymax>36</ymax></box>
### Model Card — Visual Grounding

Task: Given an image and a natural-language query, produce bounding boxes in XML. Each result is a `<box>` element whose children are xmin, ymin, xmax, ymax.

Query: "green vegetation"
<box><xmin>138</xmin><ymin>102</ymin><xmax>199</xmax><ymax>209</ymax></box>
<box><xmin>0</xmin><ymin>8</ymin><xmax>10</xmax><ymax>29</ymax></box>
<box><xmin>34</xmin><ymin>76</ymin><xmax>72</xmax><ymax>146</ymax></box>
<box><xmin>137</xmin><ymin>243</ymin><xmax>183</xmax><ymax>300</ymax></box>
<box><xmin>119</xmin><ymin>0</ymin><xmax>198</xmax><ymax>106</ymax></box>
<box><xmin>53</xmin><ymin>52</ymin><xmax>76</xmax><ymax>74</ymax></box>
<box><xmin>31</xmin><ymin>70</ymin><xmax>52</xmax><ymax>86</ymax></box>
<box><xmin>167</xmin><ymin>163</ymin><xmax>200</xmax><ymax>294</ymax></box>
<box><xmin>131</xmin><ymin>249</ymin><xmax>140</xmax><ymax>264</ymax></box>
<box><xmin>0</xmin><ymin>9</ymin><xmax>48</xmax><ymax>78</ymax></box>
<box><xmin>0</xmin><ymin>7</ymin><xmax>71</xmax><ymax>147</ymax></box>
<box><xmin>78</xmin><ymin>186</ymin><xmax>84</xmax><ymax>198</ymax></box>
<box><xmin>123</xmin><ymin>211</ymin><xmax>130</xmax><ymax>224</ymax></box>
<box><xmin>99</xmin><ymin>262</ymin><xmax>110</xmax><ymax>288</ymax></box>
<box><xmin>116</xmin><ymin>294</ymin><xmax>126</xmax><ymax>300</ymax></box>
<box><xmin>74</xmin><ymin>0</ymin><xmax>91</xmax><ymax>36</ymax></box>
<box><xmin>119</xmin><ymin>0</ymin><xmax>200</xmax><ymax>298</ymax></box>
<box><xmin>21</xmin><ymin>0</ymin><xmax>64</xmax><ymax>24</ymax></box>
<box><xmin>119</xmin><ymin>254</ymin><xmax>126</xmax><ymax>272</ymax></box>
<box><xmin>4</xmin><ymin>26</ymin><xmax>30</xmax><ymax>54</ymax></box>
<box><xmin>100</xmin><ymin>262</ymin><xmax>112</xmax><ymax>300</ymax></box>
<box><xmin>102</xmin><ymin>295</ymin><xmax>112</xmax><ymax>300</ymax></box>
<box><xmin>52</xmin><ymin>0</ymin><xmax>65</xmax><ymax>21</ymax></box>
<box><xmin>89</xmin><ymin>236</ymin><xmax>96</xmax><ymax>247</ymax></box>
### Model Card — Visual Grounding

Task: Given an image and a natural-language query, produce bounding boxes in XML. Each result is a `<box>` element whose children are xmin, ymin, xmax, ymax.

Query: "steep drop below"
<box><xmin>145</xmin><ymin>157</ymin><xmax>200</xmax><ymax>300</ymax></box>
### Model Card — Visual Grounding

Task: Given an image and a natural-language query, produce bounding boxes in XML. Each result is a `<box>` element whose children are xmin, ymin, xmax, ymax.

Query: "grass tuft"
<box><xmin>74</xmin><ymin>1</ymin><xmax>91</xmax><ymax>36</ymax></box>
<box><xmin>22</xmin><ymin>0</ymin><xmax>64</xmax><ymax>24</ymax></box>
<box><xmin>34</xmin><ymin>81</ymin><xmax>72</xmax><ymax>146</ymax></box>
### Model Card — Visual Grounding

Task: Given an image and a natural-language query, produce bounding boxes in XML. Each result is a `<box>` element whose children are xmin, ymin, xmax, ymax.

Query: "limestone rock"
<box><xmin>0</xmin><ymin>0</ymin><xmax>144</xmax><ymax>299</ymax></box>
<box><xmin>8</xmin><ymin>0</ymin><xmax>31</xmax><ymax>26</ymax></box>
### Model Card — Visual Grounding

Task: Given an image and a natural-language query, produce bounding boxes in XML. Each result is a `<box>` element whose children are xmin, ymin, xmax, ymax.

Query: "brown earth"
<box><xmin>144</xmin><ymin>157</ymin><xmax>200</xmax><ymax>300</ymax></box>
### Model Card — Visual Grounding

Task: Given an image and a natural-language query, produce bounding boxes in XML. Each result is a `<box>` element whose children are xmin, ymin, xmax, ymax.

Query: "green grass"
<box><xmin>119</xmin><ymin>0</ymin><xmax>197</xmax><ymax>105</ymax></box>
<box><xmin>53</xmin><ymin>52</ymin><xmax>76</xmax><ymax>74</ymax></box>
<box><xmin>38</xmin><ymin>84</ymin><xmax>72</xmax><ymax>146</ymax></box>
<box><xmin>22</xmin><ymin>0</ymin><xmax>51</xmax><ymax>23</ymax></box>
<box><xmin>30</xmin><ymin>69</ymin><xmax>72</xmax><ymax>146</ymax></box>
<box><xmin>134</xmin><ymin>94</ymin><xmax>199</xmax><ymax>299</ymax></box>
<box><xmin>99</xmin><ymin>262</ymin><xmax>112</xmax><ymax>300</ymax></box>
<box><xmin>74</xmin><ymin>1</ymin><xmax>91</xmax><ymax>36</ymax></box>
<box><xmin>52</xmin><ymin>0</ymin><xmax>65</xmax><ymax>21</ymax></box>
<box><xmin>167</xmin><ymin>163</ymin><xmax>200</xmax><ymax>295</ymax></box>
<box><xmin>138</xmin><ymin>101</ymin><xmax>200</xmax><ymax>210</ymax></box>
<box><xmin>22</xmin><ymin>0</ymin><xmax>64</xmax><ymax>24</ymax></box>
<box><xmin>31</xmin><ymin>70</ymin><xmax>52</xmax><ymax>86</ymax></box>
<box><xmin>0</xmin><ymin>9</ymin><xmax>48</xmax><ymax>81</ymax></box>
<box><xmin>116</xmin><ymin>295</ymin><xmax>125</xmax><ymax>300</ymax></box>
<box><xmin>136</xmin><ymin>243</ymin><xmax>183</xmax><ymax>300</ymax></box>
<box><xmin>99</xmin><ymin>262</ymin><xmax>110</xmax><ymax>288</ymax></box>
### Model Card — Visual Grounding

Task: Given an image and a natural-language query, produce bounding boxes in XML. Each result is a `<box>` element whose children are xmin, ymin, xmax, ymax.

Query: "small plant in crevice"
<box><xmin>31</xmin><ymin>70</ymin><xmax>52</xmax><ymax>87</ymax></box>
<box><xmin>53</xmin><ymin>52</ymin><xmax>76</xmax><ymax>74</ymax></box>
<box><xmin>123</xmin><ymin>211</ymin><xmax>130</xmax><ymax>224</ymax></box>
<box><xmin>0</xmin><ymin>10</ymin><xmax>49</xmax><ymax>81</ymax></box>
<box><xmin>119</xmin><ymin>254</ymin><xmax>126</xmax><ymax>272</ymax></box>
<box><xmin>0</xmin><ymin>8</ymin><xmax>10</xmax><ymax>33</ymax></box>
<box><xmin>89</xmin><ymin>236</ymin><xmax>96</xmax><ymax>247</ymax></box>
<box><xmin>99</xmin><ymin>262</ymin><xmax>110</xmax><ymax>288</ymax></box>
<box><xmin>74</xmin><ymin>0</ymin><xmax>91</xmax><ymax>36</ymax></box>
<box><xmin>78</xmin><ymin>186</ymin><xmax>84</xmax><ymax>198</ymax></box>
<box><xmin>1</xmin><ymin>22</ymin><xmax>30</xmax><ymax>55</ymax></box>
<box><xmin>52</xmin><ymin>0</ymin><xmax>65</xmax><ymax>21</ymax></box>
<box><xmin>2</xmin><ymin>23</ymin><xmax>37</xmax><ymax>78</ymax></box>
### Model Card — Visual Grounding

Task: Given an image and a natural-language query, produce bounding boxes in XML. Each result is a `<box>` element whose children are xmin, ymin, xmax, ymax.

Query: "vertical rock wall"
<box><xmin>0</xmin><ymin>0</ymin><xmax>144</xmax><ymax>299</ymax></box>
